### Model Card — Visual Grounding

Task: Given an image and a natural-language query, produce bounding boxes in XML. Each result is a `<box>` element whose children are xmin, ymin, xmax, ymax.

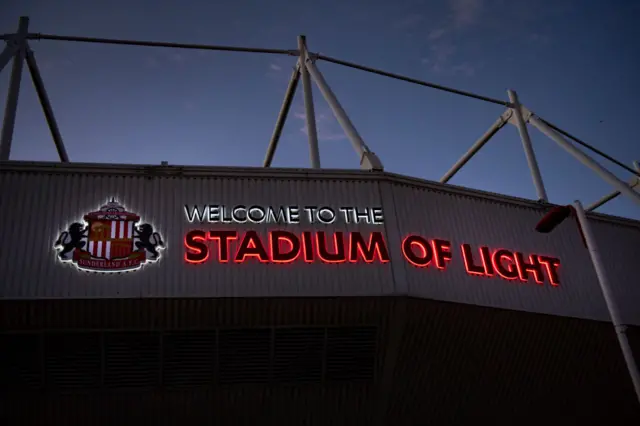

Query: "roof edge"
<box><xmin>2</xmin><ymin>160</ymin><xmax>638</xmax><ymax>228</ymax></box>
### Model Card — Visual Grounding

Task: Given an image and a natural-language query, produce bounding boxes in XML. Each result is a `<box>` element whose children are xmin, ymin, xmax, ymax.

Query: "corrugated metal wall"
<box><xmin>0</xmin><ymin>168</ymin><xmax>394</xmax><ymax>299</ymax></box>
<box><xmin>392</xmin><ymin>183</ymin><xmax>610</xmax><ymax>321</ymax></box>
<box><xmin>1</xmin><ymin>162</ymin><xmax>639</xmax><ymax>325</ymax></box>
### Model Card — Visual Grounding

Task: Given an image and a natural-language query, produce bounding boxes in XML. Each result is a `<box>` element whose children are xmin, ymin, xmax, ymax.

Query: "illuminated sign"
<box><xmin>54</xmin><ymin>199</ymin><xmax>165</xmax><ymax>273</ymax></box>
<box><xmin>185</xmin><ymin>230</ymin><xmax>389</xmax><ymax>264</ymax></box>
<box><xmin>53</xmin><ymin>200</ymin><xmax>561</xmax><ymax>286</ymax></box>
<box><xmin>184</xmin><ymin>205</ymin><xmax>385</xmax><ymax>225</ymax></box>
<box><xmin>184</xmin><ymin>204</ymin><xmax>561</xmax><ymax>287</ymax></box>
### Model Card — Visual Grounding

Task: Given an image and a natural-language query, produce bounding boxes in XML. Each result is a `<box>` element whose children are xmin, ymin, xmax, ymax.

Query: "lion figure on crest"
<box><xmin>134</xmin><ymin>223</ymin><xmax>165</xmax><ymax>260</ymax></box>
<box><xmin>54</xmin><ymin>223</ymin><xmax>88</xmax><ymax>260</ymax></box>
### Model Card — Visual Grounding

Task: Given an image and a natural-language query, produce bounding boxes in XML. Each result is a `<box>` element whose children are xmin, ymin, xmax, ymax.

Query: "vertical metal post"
<box><xmin>263</xmin><ymin>65</ymin><xmax>300</xmax><ymax>167</ymax></box>
<box><xmin>25</xmin><ymin>46</ymin><xmax>69</xmax><ymax>162</ymax></box>
<box><xmin>297</xmin><ymin>36</ymin><xmax>321</xmax><ymax>169</ymax></box>
<box><xmin>0</xmin><ymin>17</ymin><xmax>28</xmax><ymax>161</ymax></box>
<box><xmin>530</xmin><ymin>116</ymin><xmax>640</xmax><ymax>206</ymax></box>
<box><xmin>573</xmin><ymin>200</ymin><xmax>640</xmax><ymax>403</ymax></box>
<box><xmin>508</xmin><ymin>90</ymin><xmax>548</xmax><ymax>202</ymax></box>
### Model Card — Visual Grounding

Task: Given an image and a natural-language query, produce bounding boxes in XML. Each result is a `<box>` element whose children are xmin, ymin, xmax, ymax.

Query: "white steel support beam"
<box><xmin>530</xmin><ymin>116</ymin><xmax>640</xmax><ymax>206</ymax></box>
<box><xmin>440</xmin><ymin>109</ymin><xmax>512</xmax><ymax>183</ymax></box>
<box><xmin>26</xmin><ymin>33</ymin><xmax>296</xmax><ymax>55</ymax></box>
<box><xmin>0</xmin><ymin>41</ymin><xmax>19</xmax><ymax>74</ymax></box>
<box><xmin>263</xmin><ymin>64</ymin><xmax>300</xmax><ymax>167</ymax></box>
<box><xmin>305</xmin><ymin>56</ymin><xmax>383</xmax><ymax>171</ymax></box>
<box><xmin>3</xmin><ymin>15</ymin><xmax>638</xmax><ymax>193</ymax></box>
<box><xmin>586</xmin><ymin>161</ymin><xmax>640</xmax><ymax>212</ymax></box>
<box><xmin>25</xmin><ymin>45</ymin><xmax>69</xmax><ymax>162</ymax></box>
<box><xmin>298</xmin><ymin>36</ymin><xmax>321</xmax><ymax>169</ymax></box>
<box><xmin>507</xmin><ymin>90</ymin><xmax>548</xmax><ymax>202</ymax></box>
<box><xmin>0</xmin><ymin>17</ymin><xmax>28</xmax><ymax>161</ymax></box>
<box><xmin>541</xmin><ymin>119</ymin><xmax>640</xmax><ymax>179</ymax></box>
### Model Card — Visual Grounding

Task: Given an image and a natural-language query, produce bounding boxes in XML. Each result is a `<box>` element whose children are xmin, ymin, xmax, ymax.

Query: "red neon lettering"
<box><xmin>209</xmin><ymin>230</ymin><xmax>238</xmax><ymax>263</ymax></box>
<box><xmin>235</xmin><ymin>231</ymin><xmax>269</xmax><ymax>263</ymax></box>
<box><xmin>461</xmin><ymin>243</ymin><xmax>485</xmax><ymax>275</ymax></box>
<box><xmin>184</xmin><ymin>230</ymin><xmax>390</xmax><ymax>265</ymax></box>
<box><xmin>301</xmin><ymin>231</ymin><xmax>315</xmax><ymax>263</ymax></box>
<box><xmin>349</xmin><ymin>232</ymin><xmax>390</xmax><ymax>263</ymax></box>
<box><xmin>537</xmin><ymin>255</ymin><xmax>561</xmax><ymax>286</ymax></box>
<box><xmin>401</xmin><ymin>235</ymin><xmax>433</xmax><ymax>267</ymax></box>
<box><xmin>460</xmin><ymin>243</ymin><xmax>559</xmax><ymax>286</ymax></box>
<box><xmin>183</xmin><ymin>230</ymin><xmax>561</xmax><ymax>288</ymax></box>
<box><xmin>514</xmin><ymin>252</ymin><xmax>544</xmax><ymax>284</ymax></box>
<box><xmin>491</xmin><ymin>249</ymin><xmax>519</xmax><ymax>281</ymax></box>
<box><xmin>185</xmin><ymin>230</ymin><xmax>209</xmax><ymax>264</ymax></box>
<box><xmin>270</xmin><ymin>230</ymin><xmax>301</xmax><ymax>263</ymax></box>
<box><xmin>431</xmin><ymin>239</ymin><xmax>452</xmax><ymax>269</ymax></box>
<box><xmin>479</xmin><ymin>246</ymin><xmax>494</xmax><ymax>276</ymax></box>
<box><xmin>316</xmin><ymin>231</ymin><xmax>346</xmax><ymax>263</ymax></box>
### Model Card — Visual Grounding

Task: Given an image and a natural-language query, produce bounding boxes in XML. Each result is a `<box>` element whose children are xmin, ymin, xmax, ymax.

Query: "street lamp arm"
<box><xmin>535</xmin><ymin>204</ymin><xmax>585</xmax><ymax>246</ymax></box>
<box><xmin>536</xmin><ymin>202</ymin><xmax>640</xmax><ymax>401</ymax></box>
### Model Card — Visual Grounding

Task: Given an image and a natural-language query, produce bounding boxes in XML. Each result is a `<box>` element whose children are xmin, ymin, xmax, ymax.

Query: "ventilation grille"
<box><xmin>104</xmin><ymin>332</ymin><xmax>160</xmax><ymax>388</ymax></box>
<box><xmin>274</xmin><ymin>328</ymin><xmax>325</xmax><ymax>383</ymax></box>
<box><xmin>326</xmin><ymin>327</ymin><xmax>377</xmax><ymax>381</ymax></box>
<box><xmin>163</xmin><ymin>330</ymin><xmax>216</xmax><ymax>388</ymax></box>
<box><xmin>0</xmin><ymin>333</ymin><xmax>42</xmax><ymax>390</ymax></box>
<box><xmin>45</xmin><ymin>333</ymin><xmax>101</xmax><ymax>390</ymax></box>
<box><xmin>219</xmin><ymin>328</ymin><xmax>271</xmax><ymax>384</ymax></box>
<box><xmin>0</xmin><ymin>326</ymin><xmax>377</xmax><ymax>392</ymax></box>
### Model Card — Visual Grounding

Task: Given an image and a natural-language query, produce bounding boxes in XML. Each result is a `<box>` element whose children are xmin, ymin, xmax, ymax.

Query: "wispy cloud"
<box><xmin>528</xmin><ymin>33</ymin><xmax>551</xmax><ymax>44</ymax></box>
<box><xmin>427</xmin><ymin>28</ymin><xmax>447</xmax><ymax>41</ymax></box>
<box><xmin>423</xmin><ymin>41</ymin><xmax>457</xmax><ymax>73</ymax></box>
<box><xmin>451</xmin><ymin>62</ymin><xmax>477</xmax><ymax>76</ymax></box>
<box><xmin>422</xmin><ymin>42</ymin><xmax>479</xmax><ymax>77</ymax></box>
<box><xmin>392</xmin><ymin>13</ymin><xmax>425</xmax><ymax>30</ymax></box>
<box><xmin>293</xmin><ymin>110</ymin><xmax>347</xmax><ymax>142</ymax></box>
<box><xmin>418</xmin><ymin>0</ymin><xmax>484</xmax><ymax>76</ymax></box>
<box><xmin>396</xmin><ymin>0</ymin><xmax>482</xmax><ymax>33</ymax></box>
<box><xmin>143</xmin><ymin>50</ymin><xmax>187</xmax><ymax>68</ymax></box>
<box><xmin>196</xmin><ymin>50</ymin><xmax>213</xmax><ymax>58</ymax></box>
<box><xmin>168</xmin><ymin>52</ymin><xmax>185</xmax><ymax>63</ymax></box>
<box><xmin>266</xmin><ymin>61</ymin><xmax>296</xmax><ymax>84</ymax></box>
<box><xmin>39</xmin><ymin>57</ymin><xmax>73</xmax><ymax>71</ymax></box>
<box><xmin>144</xmin><ymin>56</ymin><xmax>160</xmax><ymax>68</ymax></box>
<box><xmin>27</xmin><ymin>48</ymin><xmax>73</xmax><ymax>72</ymax></box>
<box><xmin>449</xmin><ymin>0</ymin><xmax>483</xmax><ymax>28</ymax></box>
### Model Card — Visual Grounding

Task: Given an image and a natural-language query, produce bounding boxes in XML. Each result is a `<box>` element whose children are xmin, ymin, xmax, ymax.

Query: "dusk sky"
<box><xmin>1</xmin><ymin>0</ymin><xmax>639</xmax><ymax>220</ymax></box>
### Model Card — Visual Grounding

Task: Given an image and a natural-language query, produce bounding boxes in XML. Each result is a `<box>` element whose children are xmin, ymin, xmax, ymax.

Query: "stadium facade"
<box><xmin>1</xmin><ymin>161</ymin><xmax>639</xmax><ymax>425</ymax></box>
<box><xmin>1</xmin><ymin>16</ymin><xmax>640</xmax><ymax>425</ymax></box>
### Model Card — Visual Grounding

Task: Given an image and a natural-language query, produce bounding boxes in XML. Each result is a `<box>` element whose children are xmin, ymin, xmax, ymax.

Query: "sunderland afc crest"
<box><xmin>54</xmin><ymin>198</ymin><xmax>165</xmax><ymax>272</ymax></box>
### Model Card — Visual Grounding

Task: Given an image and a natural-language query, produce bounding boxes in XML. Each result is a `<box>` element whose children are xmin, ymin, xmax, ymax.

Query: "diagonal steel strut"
<box><xmin>25</xmin><ymin>45</ymin><xmax>69</xmax><ymax>162</ymax></box>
